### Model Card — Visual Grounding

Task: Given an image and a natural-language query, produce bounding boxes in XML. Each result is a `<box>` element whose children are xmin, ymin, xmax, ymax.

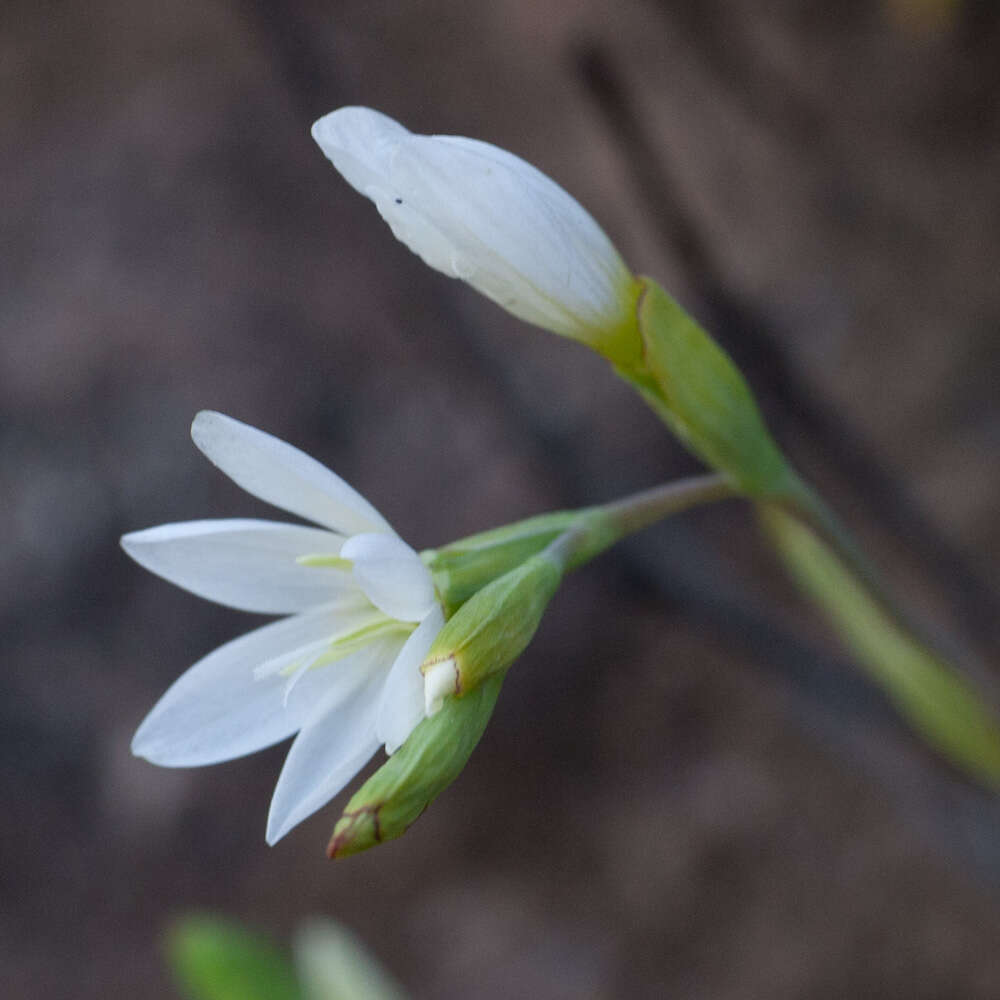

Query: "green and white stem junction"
<box><xmin>423</xmin><ymin>470</ymin><xmax>737</xmax><ymax>701</ymax></box>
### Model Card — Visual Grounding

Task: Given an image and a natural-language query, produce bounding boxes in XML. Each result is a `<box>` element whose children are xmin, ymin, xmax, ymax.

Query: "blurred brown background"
<box><xmin>3</xmin><ymin>1</ymin><xmax>1000</xmax><ymax>997</ymax></box>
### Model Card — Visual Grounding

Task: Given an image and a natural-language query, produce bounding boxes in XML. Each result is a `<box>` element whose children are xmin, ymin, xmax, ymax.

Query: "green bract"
<box><xmin>422</xmin><ymin>551</ymin><xmax>565</xmax><ymax>710</ymax></box>
<box><xmin>328</xmin><ymin>674</ymin><xmax>504</xmax><ymax>858</ymax></box>
<box><xmin>622</xmin><ymin>277</ymin><xmax>793</xmax><ymax>498</ymax></box>
<box><xmin>424</xmin><ymin>510</ymin><xmax>577</xmax><ymax>617</ymax></box>
<box><xmin>424</xmin><ymin>502</ymin><xmax>636</xmax><ymax>618</ymax></box>
<box><xmin>329</xmin><ymin>541</ymin><xmax>574</xmax><ymax>858</ymax></box>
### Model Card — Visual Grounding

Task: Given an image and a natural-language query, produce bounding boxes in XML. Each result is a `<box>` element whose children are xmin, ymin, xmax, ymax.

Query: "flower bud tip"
<box><xmin>327</xmin><ymin>806</ymin><xmax>381</xmax><ymax>859</ymax></box>
<box><xmin>423</xmin><ymin>657</ymin><xmax>459</xmax><ymax>716</ymax></box>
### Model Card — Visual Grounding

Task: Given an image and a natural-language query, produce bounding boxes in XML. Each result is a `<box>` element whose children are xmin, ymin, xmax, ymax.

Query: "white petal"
<box><xmin>265</xmin><ymin>637</ymin><xmax>403</xmax><ymax>843</ymax></box>
<box><xmin>121</xmin><ymin>519</ymin><xmax>351</xmax><ymax>614</ymax></box>
<box><xmin>312</xmin><ymin>106</ymin><xmax>634</xmax><ymax>340</ymax></box>
<box><xmin>132</xmin><ymin>599</ymin><xmax>373</xmax><ymax>766</ymax></box>
<box><xmin>310</xmin><ymin>106</ymin><xmax>409</xmax><ymax>195</ymax></box>
<box><xmin>341</xmin><ymin>532</ymin><xmax>437</xmax><ymax>622</ymax></box>
<box><xmin>191</xmin><ymin>411</ymin><xmax>392</xmax><ymax>536</ymax></box>
<box><xmin>376</xmin><ymin>604</ymin><xmax>444</xmax><ymax>754</ymax></box>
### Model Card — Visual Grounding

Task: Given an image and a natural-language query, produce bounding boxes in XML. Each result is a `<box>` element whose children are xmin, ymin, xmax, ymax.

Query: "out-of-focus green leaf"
<box><xmin>167</xmin><ymin>915</ymin><xmax>302</xmax><ymax>1000</ymax></box>
<box><xmin>761</xmin><ymin>504</ymin><xmax>1000</xmax><ymax>786</ymax></box>
<box><xmin>294</xmin><ymin>919</ymin><xmax>408</xmax><ymax>1000</ymax></box>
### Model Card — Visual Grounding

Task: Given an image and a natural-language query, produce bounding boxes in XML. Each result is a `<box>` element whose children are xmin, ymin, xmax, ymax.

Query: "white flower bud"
<box><xmin>312</xmin><ymin>106</ymin><xmax>640</xmax><ymax>353</ymax></box>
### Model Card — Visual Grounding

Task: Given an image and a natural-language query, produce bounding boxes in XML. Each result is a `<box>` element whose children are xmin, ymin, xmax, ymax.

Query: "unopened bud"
<box><xmin>328</xmin><ymin>673</ymin><xmax>503</xmax><ymax>858</ymax></box>
<box><xmin>312</xmin><ymin>106</ymin><xmax>644</xmax><ymax>364</ymax></box>
<box><xmin>421</xmin><ymin>551</ymin><xmax>563</xmax><ymax>714</ymax></box>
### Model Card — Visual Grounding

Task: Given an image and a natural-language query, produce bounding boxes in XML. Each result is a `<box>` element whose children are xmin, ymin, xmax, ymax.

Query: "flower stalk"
<box><xmin>423</xmin><ymin>472</ymin><xmax>737</xmax><ymax>705</ymax></box>
<box><xmin>761</xmin><ymin>504</ymin><xmax>1000</xmax><ymax>786</ymax></box>
<box><xmin>424</xmin><ymin>472</ymin><xmax>735</xmax><ymax>616</ymax></box>
<box><xmin>616</xmin><ymin>277</ymin><xmax>1000</xmax><ymax>786</ymax></box>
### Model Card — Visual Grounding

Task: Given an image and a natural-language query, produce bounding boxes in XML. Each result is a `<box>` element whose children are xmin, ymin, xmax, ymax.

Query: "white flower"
<box><xmin>311</xmin><ymin>106</ymin><xmax>637</xmax><ymax>345</ymax></box>
<box><xmin>122</xmin><ymin>411</ymin><xmax>444</xmax><ymax>844</ymax></box>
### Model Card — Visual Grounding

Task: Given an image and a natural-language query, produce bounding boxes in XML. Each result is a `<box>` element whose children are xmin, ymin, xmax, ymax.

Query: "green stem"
<box><xmin>777</xmin><ymin>473</ymin><xmax>963</xmax><ymax>669</ymax></box>
<box><xmin>598</xmin><ymin>268</ymin><xmax>997</xmax><ymax>782</ymax></box>
<box><xmin>426</xmin><ymin>473</ymin><xmax>736</xmax><ymax>616</ymax></box>
<box><xmin>761</xmin><ymin>502</ymin><xmax>1000</xmax><ymax>786</ymax></box>
<box><xmin>564</xmin><ymin>472</ymin><xmax>737</xmax><ymax>569</ymax></box>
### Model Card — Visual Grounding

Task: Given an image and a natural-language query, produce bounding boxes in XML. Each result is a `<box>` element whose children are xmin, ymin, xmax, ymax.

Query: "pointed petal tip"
<box><xmin>187</xmin><ymin>410</ymin><xmax>392</xmax><ymax>535</ymax></box>
<box><xmin>119</xmin><ymin>525</ymin><xmax>169</xmax><ymax>559</ymax></box>
<box><xmin>265</xmin><ymin>797</ymin><xmax>294</xmax><ymax>845</ymax></box>
<box><xmin>190</xmin><ymin>410</ymin><xmax>222</xmax><ymax>457</ymax></box>
<box><xmin>130</xmin><ymin>724</ymin><xmax>182</xmax><ymax>767</ymax></box>
<box><xmin>130</xmin><ymin>715</ymin><xmax>159</xmax><ymax>760</ymax></box>
<box><xmin>190</xmin><ymin>409</ymin><xmax>224</xmax><ymax>441</ymax></box>
<box><xmin>310</xmin><ymin>107</ymin><xmax>351</xmax><ymax>144</ymax></box>
<box><xmin>129</xmin><ymin>732</ymin><xmax>170</xmax><ymax>767</ymax></box>
<box><xmin>265</xmin><ymin>797</ymin><xmax>309</xmax><ymax>846</ymax></box>
<box><xmin>311</xmin><ymin>106</ymin><xmax>407</xmax><ymax>147</ymax></box>
<box><xmin>264</xmin><ymin>679</ymin><xmax>385</xmax><ymax>849</ymax></box>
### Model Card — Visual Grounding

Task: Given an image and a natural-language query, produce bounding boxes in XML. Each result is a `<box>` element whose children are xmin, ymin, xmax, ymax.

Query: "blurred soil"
<box><xmin>2</xmin><ymin>1</ymin><xmax>999</xmax><ymax>997</ymax></box>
